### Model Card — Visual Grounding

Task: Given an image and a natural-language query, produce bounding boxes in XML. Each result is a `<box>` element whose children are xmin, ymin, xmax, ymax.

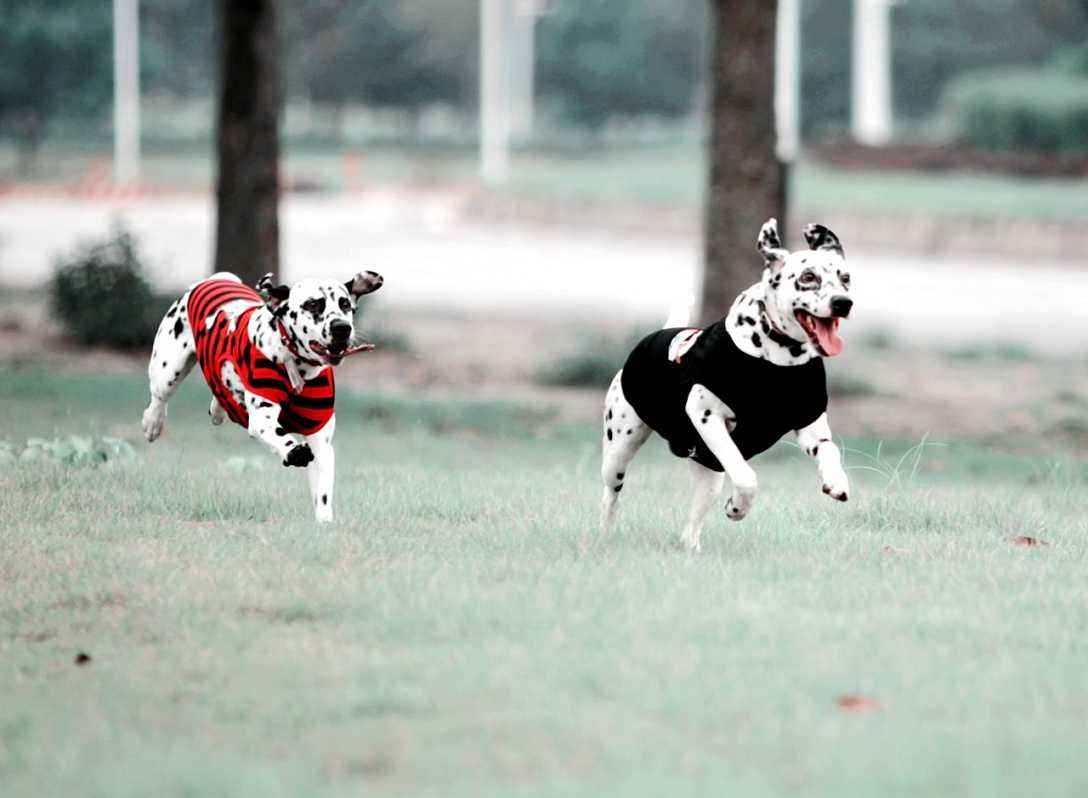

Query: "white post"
<box><xmin>509</xmin><ymin>0</ymin><xmax>537</xmax><ymax>141</ymax></box>
<box><xmin>480</xmin><ymin>0</ymin><xmax>510</xmax><ymax>183</ymax></box>
<box><xmin>852</xmin><ymin>0</ymin><xmax>893</xmax><ymax>146</ymax></box>
<box><xmin>113</xmin><ymin>0</ymin><xmax>141</xmax><ymax>183</ymax></box>
<box><xmin>775</xmin><ymin>0</ymin><xmax>801</xmax><ymax>162</ymax></box>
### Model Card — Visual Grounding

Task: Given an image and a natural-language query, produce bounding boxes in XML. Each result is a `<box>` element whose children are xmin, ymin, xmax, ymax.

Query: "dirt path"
<box><xmin>2</xmin><ymin>194</ymin><xmax>1087</xmax><ymax>355</ymax></box>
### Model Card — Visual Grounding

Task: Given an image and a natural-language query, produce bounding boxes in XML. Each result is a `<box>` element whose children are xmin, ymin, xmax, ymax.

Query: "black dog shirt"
<box><xmin>620</xmin><ymin>321</ymin><xmax>828</xmax><ymax>471</ymax></box>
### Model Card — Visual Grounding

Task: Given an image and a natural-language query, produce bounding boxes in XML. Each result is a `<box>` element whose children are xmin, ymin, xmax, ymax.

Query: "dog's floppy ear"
<box><xmin>345</xmin><ymin>270</ymin><xmax>384</xmax><ymax>298</ymax></box>
<box><xmin>255</xmin><ymin>272</ymin><xmax>291</xmax><ymax>310</ymax></box>
<box><xmin>757</xmin><ymin>218</ymin><xmax>789</xmax><ymax>266</ymax></box>
<box><xmin>803</xmin><ymin>223</ymin><xmax>844</xmax><ymax>257</ymax></box>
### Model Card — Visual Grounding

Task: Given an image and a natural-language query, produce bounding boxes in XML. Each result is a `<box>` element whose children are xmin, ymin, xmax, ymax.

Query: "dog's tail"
<box><xmin>664</xmin><ymin>294</ymin><xmax>695</xmax><ymax>328</ymax></box>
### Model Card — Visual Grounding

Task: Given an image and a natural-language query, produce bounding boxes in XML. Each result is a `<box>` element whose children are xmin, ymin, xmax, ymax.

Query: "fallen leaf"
<box><xmin>1011</xmin><ymin>536</ymin><xmax>1049</xmax><ymax>547</ymax></box>
<box><xmin>838</xmin><ymin>695</ymin><xmax>880</xmax><ymax>712</ymax></box>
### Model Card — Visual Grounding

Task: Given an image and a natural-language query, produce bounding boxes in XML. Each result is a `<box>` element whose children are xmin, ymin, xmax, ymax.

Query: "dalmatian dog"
<box><xmin>600</xmin><ymin>218</ymin><xmax>853</xmax><ymax>550</ymax></box>
<box><xmin>141</xmin><ymin>269</ymin><xmax>384</xmax><ymax>522</ymax></box>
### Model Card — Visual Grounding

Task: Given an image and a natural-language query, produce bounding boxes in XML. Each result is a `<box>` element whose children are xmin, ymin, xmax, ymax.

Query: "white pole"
<box><xmin>775</xmin><ymin>0</ymin><xmax>801</xmax><ymax>162</ymax></box>
<box><xmin>480</xmin><ymin>0</ymin><xmax>510</xmax><ymax>183</ymax></box>
<box><xmin>113</xmin><ymin>0</ymin><xmax>141</xmax><ymax>183</ymax></box>
<box><xmin>852</xmin><ymin>0</ymin><xmax>893</xmax><ymax>146</ymax></box>
<box><xmin>509</xmin><ymin>0</ymin><xmax>537</xmax><ymax>141</ymax></box>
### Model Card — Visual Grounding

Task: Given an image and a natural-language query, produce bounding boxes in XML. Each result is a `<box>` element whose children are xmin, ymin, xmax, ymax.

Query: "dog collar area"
<box><xmin>758</xmin><ymin>305</ymin><xmax>804</xmax><ymax>349</ymax></box>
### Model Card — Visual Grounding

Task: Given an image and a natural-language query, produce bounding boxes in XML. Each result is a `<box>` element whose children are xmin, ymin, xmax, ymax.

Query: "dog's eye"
<box><xmin>301</xmin><ymin>298</ymin><xmax>325</xmax><ymax>315</ymax></box>
<box><xmin>798</xmin><ymin>270</ymin><xmax>820</xmax><ymax>287</ymax></box>
<box><xmin>339</xmin><ymin>297</ymin><xmax>352</xmax><ymax>313</ymax></box>
<box><xmin>840</xmin><ymin>272</ymin><xmax>851</xmax><ymax>287</ymax></box>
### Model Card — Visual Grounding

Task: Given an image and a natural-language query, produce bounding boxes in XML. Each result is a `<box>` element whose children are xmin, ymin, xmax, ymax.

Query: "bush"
<box><xmin>941</xmin><ymin>67</ymin><xmax>1088</xmax><ymax>153</ymax></box>
<box><xmin>536</xmin><ymin>331</ymin><xmax>644</xmax><ymax>389</ymax></box>
<box><xmin>50</xmin><ymin>226</ymin><xmax>166</xmax><ymax>348</ymax></box>
<box><xmin>1050</xmin><ymin>44</ymin><xmax>1088</xmax><ymax>77</ymax></box>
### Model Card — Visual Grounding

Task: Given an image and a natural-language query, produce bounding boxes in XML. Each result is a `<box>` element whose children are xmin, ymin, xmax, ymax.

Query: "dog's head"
<box><xmin>257</xmin><ymin>271</ymin><xmax>384</xmax><ymax>366</ymax></box>
<box><xmin>756</xmin><ymin>218</ymin><xmax>852</xmax><ymax>357</ymax></box>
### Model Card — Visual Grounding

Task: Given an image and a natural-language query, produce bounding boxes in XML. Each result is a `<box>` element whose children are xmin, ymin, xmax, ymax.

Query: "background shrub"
<box><xmin>536</xmin><ymin>330</ymin><xmax>645</xmax><ymax>389</ymax></box>
<box><xmin>50</xmin><ymin>226</ymin><xmax>166</xmax><ymax>348</ymax></box>
<box><xmin>941</xmin><ymin>67</ymin><xmax>1088</xmax><ymax>152</ymax></box>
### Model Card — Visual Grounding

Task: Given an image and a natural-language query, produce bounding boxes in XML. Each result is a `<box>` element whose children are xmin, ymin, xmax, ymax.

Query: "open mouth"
<box><xmin>308</xmin><ymin>341</ymin><xmax>344</xmax><ymax>365</ymax></box>
<box><xmin>795</xmin><ymin>311</ymin><xmax>844</xmax><ymax>357</ymax></box>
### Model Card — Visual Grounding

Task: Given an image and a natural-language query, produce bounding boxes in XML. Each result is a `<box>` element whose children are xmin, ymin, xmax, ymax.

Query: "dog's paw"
<box><xmin>283</xmin><ymin>443</ymin><xmax>314</xmax><ymax>468</ymax></box>
<box><xmin>676</xmin><ymin>532</ymin><xmax>702</xmax><ymax>552</ymax></box>
<box><xmin>724</xmin><ymin>498</ymin><xmax>749</xmax><ymax>521</ymax></box>
<box><xmin>141</xmin><ymin>406</ymin><xmax>165</xmax><ymax>442</ymax></box>
<box><xmin>822</xmin><ymin>482</ymin><xmax>849</xmax><ymax>502</ymax></box>
<box><xmin>208</xmin><ymin>398</ymin><xmax>226</xmax><ymax>426</ymax></box>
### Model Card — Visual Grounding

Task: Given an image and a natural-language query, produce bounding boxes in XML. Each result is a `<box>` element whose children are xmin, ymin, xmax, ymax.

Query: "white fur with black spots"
<box><xmin>598</xmin><ymin>219</ymin><xmax>852</xmax><ymax>550</ymax></box>
<box><xmin>141</xmin><ymin>269</ymin><xmax>383</xmax><ymax>522</ymax></box>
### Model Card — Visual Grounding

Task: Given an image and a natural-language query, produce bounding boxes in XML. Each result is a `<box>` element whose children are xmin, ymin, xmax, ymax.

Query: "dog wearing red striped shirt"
<box><xmin>141</xmin><ymin>269</ymin><xmax>383</xmax><ymax>522</ymax></box>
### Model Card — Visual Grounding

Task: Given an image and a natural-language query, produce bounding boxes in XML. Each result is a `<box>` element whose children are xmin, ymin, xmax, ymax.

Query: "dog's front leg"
<box><xmin>305</xmin><ymin>415</ymin><xmax>336</xmax><ymax>523</ymax></box>
<box><xmin>685</xmin><ymin>385</ymin><xmax>757</xmax><ymax>522</ymax></box>
<box><xmin>245</xmin><ymin>400</ymin><xmax>313</xmax><ymax>467</ymax></box>
<box><xmin>796</xmin><ymin>413</ymin><xmax>849</xmax><ymax>501</ymax></box>
<box><xmin>218</xmin><ymin>363</ymin><xmax>311</xmax><ymax>466</ymax></box>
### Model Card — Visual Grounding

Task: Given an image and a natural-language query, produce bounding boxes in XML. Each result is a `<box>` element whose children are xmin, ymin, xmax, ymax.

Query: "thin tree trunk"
<box><xmin>701</xmin><ymin>0</ymin><xmax>785</xmax><ymax>325</ymax></box>
<box><xmin>214</xmin><ymin>0</ymin><xmax>281</xmax><ymax>284</ymax></box>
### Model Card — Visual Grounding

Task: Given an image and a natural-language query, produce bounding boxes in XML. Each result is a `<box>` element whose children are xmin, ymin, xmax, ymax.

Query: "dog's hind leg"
<box><xmin>679</xmin><ymin>461</ymin><xmax>725</xmax><ymax>551</ymax></box>
<box><xmin>600</xmin><ymin>370</ymin><xmax>651</xmax><ymax>534</ymax></box>
<box><xmin>142</xmin><ymin>292</ymin><xmax>197</xmax><ymax>442</ymax></box>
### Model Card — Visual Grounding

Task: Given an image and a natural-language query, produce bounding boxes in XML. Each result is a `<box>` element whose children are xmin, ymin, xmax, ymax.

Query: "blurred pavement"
<box><xmin>1</xmin><ymin>194</ymin><xmax>1084</xmax><ymax>353</ymax></box>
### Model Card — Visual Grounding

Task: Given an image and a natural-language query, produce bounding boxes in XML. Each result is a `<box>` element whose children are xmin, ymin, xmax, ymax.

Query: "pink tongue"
<box><xmin>813</xmin><ymin>317</ymin><xmax>844</xmax><ymax>356</ymax></box>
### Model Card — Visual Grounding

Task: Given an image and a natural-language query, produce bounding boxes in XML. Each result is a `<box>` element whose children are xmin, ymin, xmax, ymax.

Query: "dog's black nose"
<box><xmin>329</xmin><ymin>320</ymin><xmax>352</xmax><ymax>341</ymax></box>
<box><xmin>830</xmin><ymin>296</ymin><xmax>853</xmax><ymax>318</ymax></box>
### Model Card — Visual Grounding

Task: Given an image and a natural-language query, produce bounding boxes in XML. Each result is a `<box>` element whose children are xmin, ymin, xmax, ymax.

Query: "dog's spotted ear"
<box><xmin>803</xmin><ymin>223</ymin><xmax>844</xmax><ymax>257</ymax></box>
<box><xmin>757</xmin><ymin>218</ymin><xmax>789</xmax><ymax>266</ymax></box>
<box><xmin>345</xmin><ymin>270</ymin><xmax>384</xmax><ymax>298</ymax></box>
<box><xmin>255</xmin><ymin>273</ymin><xmax>291</xmax><ymax>310</ymax></box>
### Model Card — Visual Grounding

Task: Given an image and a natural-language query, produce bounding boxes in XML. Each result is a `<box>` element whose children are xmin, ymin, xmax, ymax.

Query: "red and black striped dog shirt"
<box><xmin>187</xmin><ymin>279</ymin><xmax>336</xmax><ymax>436</ymax></box>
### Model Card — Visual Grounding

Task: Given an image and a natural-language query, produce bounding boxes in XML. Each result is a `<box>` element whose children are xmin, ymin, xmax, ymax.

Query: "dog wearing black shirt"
<box><xmin>600</xmin><ymin>218</ymin><xmax>853</xmax><ymax>550</ymax></box>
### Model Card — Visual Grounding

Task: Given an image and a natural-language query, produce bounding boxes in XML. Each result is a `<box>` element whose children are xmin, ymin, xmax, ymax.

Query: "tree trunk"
<box><xmin>214</xmin><ymin>0</ymin><xmax>281</xmax><ymax>285</ymax></box>
<box><xmin>14</xmin><ymin>113</ymin><xmax>44</xmax><ymax>178</ymax></box>
<box><xmin>701</xmin><ymin>0</ymin><xmax>785</xmax><ymax>326</ymax></box>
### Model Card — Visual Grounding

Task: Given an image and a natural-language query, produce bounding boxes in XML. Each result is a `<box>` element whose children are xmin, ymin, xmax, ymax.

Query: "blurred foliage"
<box><xmin>50</xmin><ymin>226</ymin><xmax>166</xmax><ymax>349</ymax></box>
<box><xmin>536</xmin><ymin>329</ymin><xmax>645</xmax><ymax>389</ymax></box>
<box><xmin>1050</xmin><ymin>42</ymin><xmax>1088</xmax><ymax>75</ymax></box>
<box><xmin>802</xmin><ymin>0</ymin><xmax>1088</xmax><ymax>138</ymax></box>
<box><xmin>3</xmin><ymin>0</ymin><xmax>1088</xmax><ymax>155</ymax></box>
<box><xmin>0</xmin><ymin>0</ymin><xmax>112</xmax><ymax>172</ymax></box>
<box><xmin>800</xmin><ymin>0</ymin><xmax>852</xmax><ymax>138</ymax></box>
<box><xmin>141</xmin><ymin>0</ymin><xmax>216</xmax><ymax>98</ymax></box>
<box><xmin>282</xmin><ymin>1</ymin><xmax>469</xmax><ymax>117</ymax></box>
<box><xmin>892</xmin><ymin>0</ymin><xmax>1088</xmax><ymax>123</ymax></box>
<box><xmin>942</xmin><ymin>67</ymin><xmax>1088</xmax><ymax>152</ymax></box>
<box><xmin>535</xmin><ymin>0</ymin><xmax>709</xmax><ymax>130</ymax></box>
<box><xmin>827</xmin><ymin>370</ymin><xmax>878</xmax><ymax>398</ymax></box>
<box><xmin>15</xmin><ymin>435</ymin><xmax>137</xmax><ymax>466</ymax></box>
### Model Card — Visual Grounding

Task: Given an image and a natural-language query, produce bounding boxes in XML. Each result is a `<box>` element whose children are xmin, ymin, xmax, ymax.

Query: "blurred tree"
<box><xmin>800</xmin><ymin>0</ymin><xmax>851</xmax><ymax>138</ymax></box>
<box><xmin>535</xmin><ymin>0</ymin><xmax>708</xmax><ymax>130</ymax></box>
<box><xmin>282</xmin><ymin>0</ymin><xmax>464</xmax><ymax>136</ymax></box>
<box><xmin>892</xmin><ymin>0</ymin><xmax>1066</xmax><ymax>123</ymax></box>
<box><xmin>701</xmin><ymin>0</ymin><xmax>782</xmax><ymax>324</ymax></box>
<box><xmin>142</xmin><ymin>0</ymin><xmax>216</xmax><ymax>98</ymax></box>
<box><xmin>214</xmin><ymin>0</ymin><xmax>280</xmax><ymax>284</ymax></box>
<box><xmin>0</xmin><ymin>0</ymin><xmax>112</xmax><ymax>174</ymax></box>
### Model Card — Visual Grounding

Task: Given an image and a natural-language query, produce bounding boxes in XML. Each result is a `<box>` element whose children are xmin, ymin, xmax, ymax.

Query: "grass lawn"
<box><xmin>2</xmin><ymin>367</ymin><xmax>1088</xmax><ymax>797</ymax></box>
<box><xmin>6</xmin><ymin>142</ymin><xmax>1088</xmax><ymax>223</ymax></box>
